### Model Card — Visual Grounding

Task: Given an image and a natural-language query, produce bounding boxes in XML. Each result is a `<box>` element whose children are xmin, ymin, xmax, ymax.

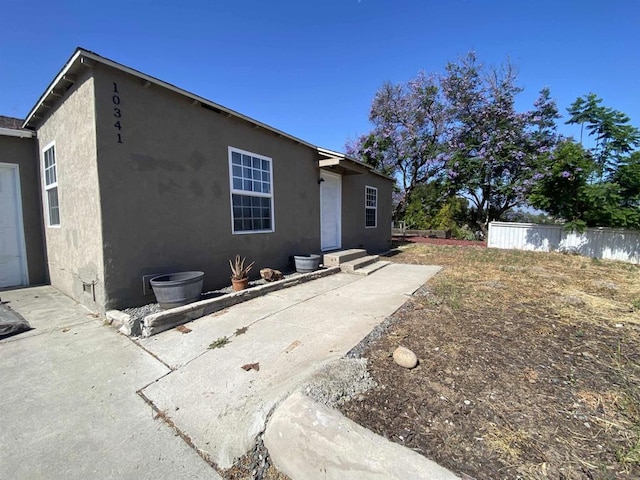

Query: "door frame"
<box><xmin>0</xmin><ymin>162</ymin><xmax>29</xmax><ymax>287</ymax></box>
<box><xmin>320</xmin><ymin>170</ymin><xmax>342</xmax><ymax>251</ymax></box>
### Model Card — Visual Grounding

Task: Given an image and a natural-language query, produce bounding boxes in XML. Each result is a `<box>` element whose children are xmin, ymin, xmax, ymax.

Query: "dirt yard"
<box><xmin>340</xmin><ymin>242</ymin><xmax>640</xmax><ymax>479</ymax></box>
<box><xmin>392</xmin><ymin>235</ymin><xmax>487</xmax><ymax>248</ymax></box>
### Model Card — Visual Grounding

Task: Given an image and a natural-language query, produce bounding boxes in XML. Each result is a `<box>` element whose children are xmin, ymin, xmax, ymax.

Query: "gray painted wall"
<box><xmin>93</xmin><ymin>65</ymin><xmax>322</xmax><ymax>309</ymax></box>
<box><xmin>35</xmin><ymin>69</ymin><xmax>105</xmax><ymax>310</ymax></box>
<box><xmin>29</xmin><ymin>59</ymin><xmax>392</xmax><ymax>311</ymax></box>
<box><xmin>0</xmin><ymin>135</ymin><xmax>47</xmax><ymax>285</ymax></box>
<box><xmin>341</xmin><ymin>173</ymin><xmax>393</xmax><ymax>253</ymax></box>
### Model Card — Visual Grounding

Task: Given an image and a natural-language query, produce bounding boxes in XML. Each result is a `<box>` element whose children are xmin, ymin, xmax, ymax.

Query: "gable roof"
<box><xmin>22</xmin><ymin>48</ymin><xmax>391</xmax><ymax>180</ymax></box>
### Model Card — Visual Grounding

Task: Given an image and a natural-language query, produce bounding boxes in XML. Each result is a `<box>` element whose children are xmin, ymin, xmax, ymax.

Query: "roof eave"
<box><xmin>23</xmin><ymin>48</ymin><xmax>85</xmax><ymax>129</ymax></box>
<box><xmin>317</xmin><ymin>146</ymin><xmax>394</xmax><ymax>181</ymax></box>
<box><xmin>0</xmin><ymin>126</ymin><xmax>34</xmax><ymax>138</ymax></box>
<box><xmin>23</xmin><ymin>48</ymin><xmax>316</xmax><ymax>151</ymax></box>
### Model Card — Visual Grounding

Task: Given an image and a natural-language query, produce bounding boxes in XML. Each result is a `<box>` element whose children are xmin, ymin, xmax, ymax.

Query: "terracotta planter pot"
<box><xmin>231</xmin><ymin>277</ymin><xmax>249</xmax><ymax>291</ymax></box>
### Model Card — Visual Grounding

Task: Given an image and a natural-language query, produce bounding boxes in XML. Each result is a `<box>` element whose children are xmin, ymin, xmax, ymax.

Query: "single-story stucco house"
<box><xmin>0</xmin><ymin>48</ymin><xmax>392</xmax><ymax>312</ymax></box>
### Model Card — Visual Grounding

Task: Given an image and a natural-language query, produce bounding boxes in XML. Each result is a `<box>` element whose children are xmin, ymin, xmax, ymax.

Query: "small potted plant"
<box><xmin>229</xmin><ymin>255</ymin><xmax>254</xmax><ymax>291</ymax></box>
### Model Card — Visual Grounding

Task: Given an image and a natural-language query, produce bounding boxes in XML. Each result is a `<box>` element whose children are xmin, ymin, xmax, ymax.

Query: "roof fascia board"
<box><xmin>0</xmin><ymin>127</ymin><xmax>34</xmax><ymax>138</ymax></box>
<box><xmin>23</xmin><ymin>49</ymin><xmax>84</xmax><ymax>129</ymax></box>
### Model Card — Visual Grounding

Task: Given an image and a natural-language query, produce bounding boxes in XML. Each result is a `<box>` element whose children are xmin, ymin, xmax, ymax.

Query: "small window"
<box><xmin>43</xmin><ymin>143</ymin><xmax>60</xmax><ymax>226</ymax></box>
<box><xmin>229</xmin><ymin>147</ymin><xmax>274</xmax><ymax>233</ymax></box>
<box><xmin>365</xmin><ymin>186</ymin><xmax>377</xmax><ymax>228</ymax></box>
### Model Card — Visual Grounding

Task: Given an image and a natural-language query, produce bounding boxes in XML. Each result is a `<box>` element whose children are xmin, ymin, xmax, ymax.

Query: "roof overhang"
<box><xmin>317</xmin><ymin>147</ymin><xmax>393</xmax><ymax>180</ymax></box>
<box><xmin>22</xmin><ymin>48</ymin><xmax>314</xmax><ymax>150</ymax></box>
<box><xmin>0</xmin><ymin>127</ymin><xmax>34</xmax><ymax>138</ymax></box>
<box><xmin>22</xmin><ymin>47</ymin><xmax>394</xmax><ymax>180</ymax></box>
<box><xmin>319</xmin><ymin>156</ymin><xmax>369</xmax><ymax>175</ymax></box>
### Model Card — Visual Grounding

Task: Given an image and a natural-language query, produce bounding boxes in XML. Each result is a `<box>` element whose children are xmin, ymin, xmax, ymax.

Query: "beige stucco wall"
<box><xmin>341</xmin><ymin>172</ymin><xmax>393</xmax><ymax>253</ymax></box>
<box><xmin>35</xmin><ymin>70</ymin><xmax>105</xmax><ymax>310</ymax></box>
<box><xmin>0</xmin><ymin>135</ymin><xmax>47</xmax><ymax>285</ymax></box>
<box><xmin>93</xmin><ymin>65</ymin><xmax>321</xmax><ymax>309</ymax></box>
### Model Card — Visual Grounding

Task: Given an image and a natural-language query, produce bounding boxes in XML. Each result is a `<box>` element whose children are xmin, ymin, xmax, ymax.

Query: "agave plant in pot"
<box><xmin>229</xmin><ymin>255</ymin><xmax>255</xmax><ymax>291</ymax></box>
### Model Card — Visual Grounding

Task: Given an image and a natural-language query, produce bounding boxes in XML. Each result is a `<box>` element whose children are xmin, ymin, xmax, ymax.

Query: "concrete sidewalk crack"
<box><xmin>136</xmin><ymin>388</ymin><xmax>223</xmax><ymax>476</ymax></box>
<box><xmin>131</xmin><ymin>336</ymin><xmax>175</xmax><ymax>371</ymax></box>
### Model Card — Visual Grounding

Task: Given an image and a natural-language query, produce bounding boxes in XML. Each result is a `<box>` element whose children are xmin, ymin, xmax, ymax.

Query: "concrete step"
<box><xmin>340</xmin><ymin>255</ymin><xmax>379</xmax><ymax>273</ymax></box>
<box><xmin>323</xmin><ymin>249</ymin><xmax>367</xmax><ymax>267</ymax></box>
<box><xmin>350</xmin><ymin>260</ymin><xmax>391</xmax><ymax>276</ymax></box>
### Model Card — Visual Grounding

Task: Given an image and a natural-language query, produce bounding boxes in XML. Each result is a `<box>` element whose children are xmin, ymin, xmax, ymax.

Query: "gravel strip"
<box><xmin>122</xmin><ymin>272</ymin><xmax>303</xmax><ymax>328</ymax></box>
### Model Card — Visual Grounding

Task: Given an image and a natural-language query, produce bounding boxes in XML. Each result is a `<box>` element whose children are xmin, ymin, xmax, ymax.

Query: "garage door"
<box><xmin>0</xmin><ymin>164</ymin><xmax>27</xmax><ymax>288</ymax></box>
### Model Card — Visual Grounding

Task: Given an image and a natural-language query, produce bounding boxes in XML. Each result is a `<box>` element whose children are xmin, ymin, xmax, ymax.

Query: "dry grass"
<box><xmin>340</xmin><ymin>243</ymin><xmax>640</xmax><ymax>480</ymax></box>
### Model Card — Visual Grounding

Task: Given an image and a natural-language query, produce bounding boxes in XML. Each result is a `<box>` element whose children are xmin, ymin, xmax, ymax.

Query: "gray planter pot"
<box><xmin>150</xmin><ymin>271</ymin><xmax>204</xmax><ymax>309</ymax></box>
<box><xmin>294</xmin><ymin>254</ymin><xmax>321</xmax><ymax>273</ymax></box>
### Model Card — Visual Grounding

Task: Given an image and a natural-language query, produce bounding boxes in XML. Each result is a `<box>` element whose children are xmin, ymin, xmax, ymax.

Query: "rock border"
<box><xmin>106</xmin><ymin>267</ymin><xmax>340</xmax><ymax>338</ymax></box>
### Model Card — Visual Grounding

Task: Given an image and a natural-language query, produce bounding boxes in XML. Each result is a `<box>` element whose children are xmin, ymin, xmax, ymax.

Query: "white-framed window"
<box><xmin>365</xmin><ymin>186</ymin><xmax>377</xmax><ymax>228</ymax></box>
<box><xmin>43</xmin><ymin>142</ymin><xmax>60</xmax><ymax>226</ymax></box>
<box><xmin>228</xmin><ymin>147</ymin><xmax>274</xmax><ymax>234</ymax></box>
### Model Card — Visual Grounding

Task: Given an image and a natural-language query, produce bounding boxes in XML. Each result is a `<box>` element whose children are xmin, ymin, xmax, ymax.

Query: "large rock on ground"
<box><xmin>260</xmin><ymin>268</ymin><xmax>284</xmax><ymax>282</ymax></box>
<box><xmin>393</xmin><ymin>346</ymin><xmax>418</xmax><ymax>369</ymax></box>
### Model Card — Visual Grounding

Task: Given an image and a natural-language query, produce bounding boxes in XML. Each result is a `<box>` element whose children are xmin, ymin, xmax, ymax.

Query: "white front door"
<box><xmin>0</xmin><ymin>164</ymin><xmax>27</xmax><ymax>288</ymax></box>
<box><xmin>320</xmin><ymin>171</ymin><xmax>341</xmax><ymax>251</ymax></box>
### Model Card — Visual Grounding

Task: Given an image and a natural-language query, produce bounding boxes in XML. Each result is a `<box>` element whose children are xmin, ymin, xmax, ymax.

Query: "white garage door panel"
<box><xmin>0</xmin><ymin>164</ymin><xmax>27</xmax><ymax>288</ymax></box>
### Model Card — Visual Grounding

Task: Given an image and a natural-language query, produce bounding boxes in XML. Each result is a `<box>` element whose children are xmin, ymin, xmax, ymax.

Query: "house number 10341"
<box><xmin>112</xmin><ymin>82</ymin><xmax>123</xmax><ymax>143</ymax></box>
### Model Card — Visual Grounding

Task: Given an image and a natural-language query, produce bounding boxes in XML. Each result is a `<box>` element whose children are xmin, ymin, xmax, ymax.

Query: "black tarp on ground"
<box><xmin>0</xmin><ymin>302</ymin><xmax>31</xmax><ymax>339</ymax></box>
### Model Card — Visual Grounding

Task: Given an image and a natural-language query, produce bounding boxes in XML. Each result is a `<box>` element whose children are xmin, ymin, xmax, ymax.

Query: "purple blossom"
<box><xmin>561</xmin><ymin>171</ymin><xmax>571</xmax><ymax>178</ymax></box>
<box><xmin>447</xmin><ymin>169</ymin><xmax>459</xmax><ymax>179</ymax></box>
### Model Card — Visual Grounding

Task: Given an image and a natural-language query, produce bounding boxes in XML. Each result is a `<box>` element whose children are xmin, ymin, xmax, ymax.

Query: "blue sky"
<box><xmin>1</xmin><ymin>0</ymin><xmax>638</xmax><ymax>152</ymax></box>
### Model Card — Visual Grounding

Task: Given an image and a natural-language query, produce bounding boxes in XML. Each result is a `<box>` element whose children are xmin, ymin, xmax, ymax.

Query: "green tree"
<box><xmin>612</xmin><ymin>151</ymin><xmax>640</xmax><ymax>208</ymax></box>
<box><xmin>402</xmin><ymin>181</ymin><xmax>448</xmax><ymax>229</ymax></box>
<box><xmin>528</xmin><ymin>139</ymin><xmax>596</xmax><ymax>231</ymax></box>
<box><xmin>529</xmin><ymin>139</ymin><xmax>640</xmax><ymax>231</ymax></box>
<box><xmin>566</xmin><ymin>93</ymin><xmax>640</xmax><ymax>179</ymax></box>
<box><xmin>429</xmin><ymin>196</ymin><xmax>471</xmax><ymax>238</ymax></box>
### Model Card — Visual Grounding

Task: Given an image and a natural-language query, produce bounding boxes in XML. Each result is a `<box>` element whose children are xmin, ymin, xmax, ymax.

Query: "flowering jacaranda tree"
<box><xmin>346</xmin><ymin>72</ymin><xmax>450</xmax><ymax>221</ymax></box>
<box><xmin>348</xmin><ymin>52</ymin><xmax>560</xmax><ymax>231</ymax></box>
<box><xmin>441</xmin><ymin>52</ymin><xmax>560</xmax><ymax>235</ymax></box>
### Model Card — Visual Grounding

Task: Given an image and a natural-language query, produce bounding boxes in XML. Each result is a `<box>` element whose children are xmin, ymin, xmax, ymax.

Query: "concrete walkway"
<box><xmin>0</xmin><ymin>286</ymin><xmax>218</xmax><ymax>480</ymax></box>
<box><xmin>1</xmin><ymin>264</ymin><xmax>447</xmax><ymax>478</ymax></box>
<box><xmin>138</xmin><ymin>264</ymin><xmax>441</xmax><ymax>469</ymax></box>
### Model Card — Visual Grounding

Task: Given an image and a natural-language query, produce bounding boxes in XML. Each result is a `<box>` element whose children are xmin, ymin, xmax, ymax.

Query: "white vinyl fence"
<box><xmin>487</xmin><ymin>222</ymin><xmax>640</xmax><ymax>264</ymax></box>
